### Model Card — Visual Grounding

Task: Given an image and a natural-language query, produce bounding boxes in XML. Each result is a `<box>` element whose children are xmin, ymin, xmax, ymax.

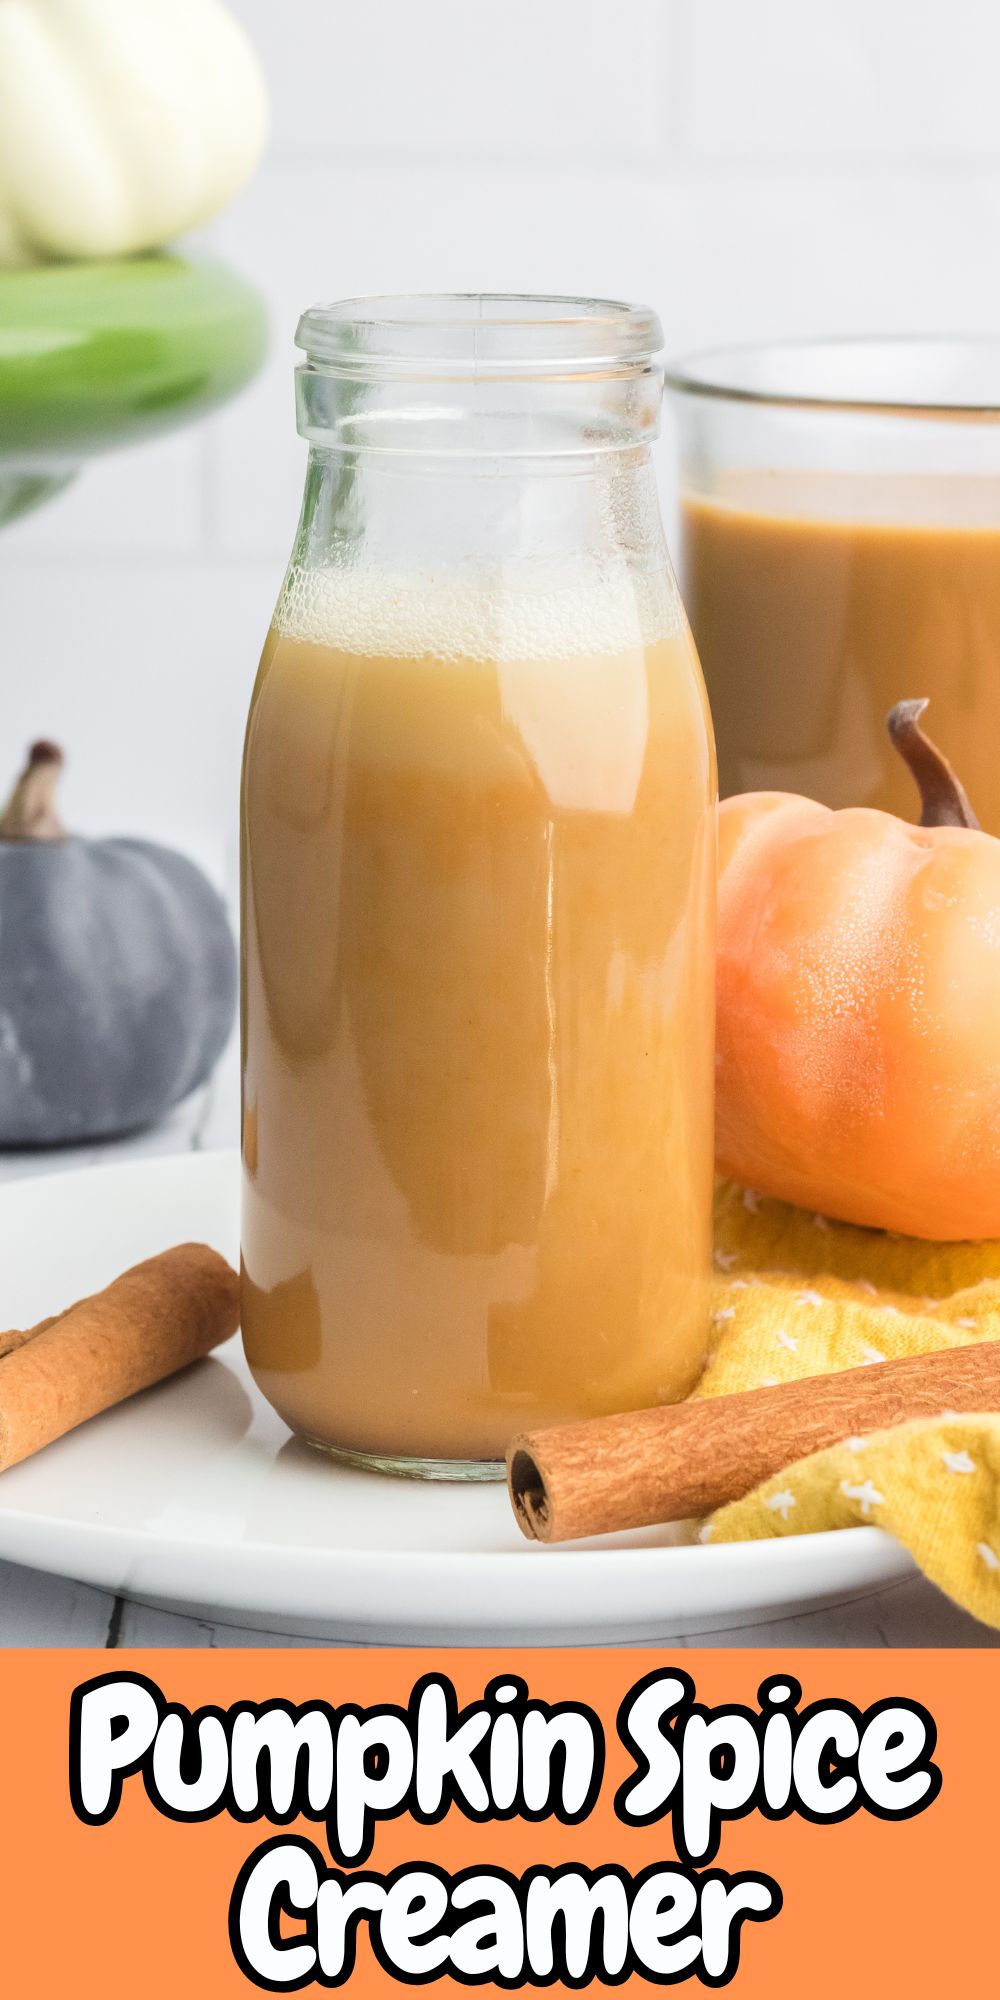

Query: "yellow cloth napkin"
<box><xmin>697</xmin><ymin>1181</ymin><xmax>1000</xmax><ymax>1629</ymax></box>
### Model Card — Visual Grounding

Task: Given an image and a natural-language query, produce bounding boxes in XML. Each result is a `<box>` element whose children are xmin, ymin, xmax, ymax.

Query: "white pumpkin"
<box><xmin>0</xmin><ymin>0</ymin><xmax>268</xmax><ymax>264</ymax></box>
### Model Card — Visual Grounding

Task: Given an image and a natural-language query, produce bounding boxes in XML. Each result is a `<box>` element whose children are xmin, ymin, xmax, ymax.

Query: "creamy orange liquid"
<box><xmin>241</xmin><ymin>574</ymin><xmax>715</xmax><ymax>1464</ymax></box>
<box><xmin>682</xmin><ymin>471</ymin><xmax>1000</xmax><ymax>828</ymax></box>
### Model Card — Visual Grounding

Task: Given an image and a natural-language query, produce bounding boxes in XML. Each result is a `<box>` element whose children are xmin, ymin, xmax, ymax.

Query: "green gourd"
<box><xmin>0</xmin><ymin>742</ymin><xmax>236</xmax><ymax>1145</ymax></box>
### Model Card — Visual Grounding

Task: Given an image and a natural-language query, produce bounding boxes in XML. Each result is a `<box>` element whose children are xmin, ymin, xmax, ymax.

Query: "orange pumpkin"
<box><xmin>716</xmin><ymin>701</ymin><xmax>1000</xmax><ymax>1241</ymax></box>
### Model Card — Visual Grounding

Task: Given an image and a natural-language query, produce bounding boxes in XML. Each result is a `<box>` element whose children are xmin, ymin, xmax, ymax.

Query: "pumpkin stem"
<box><xmin>886</xmin><ymin>700</ymin><xmax>979</xmax><ymax>830</ymax></box>
<box><xmin>0</xmin><ymin>741</ymin><xmax>67</xmax><ymax>842</ymax></box>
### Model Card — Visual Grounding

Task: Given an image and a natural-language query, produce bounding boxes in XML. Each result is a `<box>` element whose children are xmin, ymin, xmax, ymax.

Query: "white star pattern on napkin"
<box><xmin>840</xmin><ymin>1479</ymin><xmax>885</xmax><ymax>1516</ymax></box>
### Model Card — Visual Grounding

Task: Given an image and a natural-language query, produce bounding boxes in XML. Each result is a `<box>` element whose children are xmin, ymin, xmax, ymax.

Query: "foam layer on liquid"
<box><xmin>274</xmin><ymin>560</ymin><xmax>678</xmax><ymax>662</ymax></box>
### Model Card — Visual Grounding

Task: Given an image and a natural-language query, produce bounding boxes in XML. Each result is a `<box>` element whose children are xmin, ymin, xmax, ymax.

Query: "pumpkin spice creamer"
<box><xmin>240</xmin><ymin>296</ymin><xmax>716</xmax><ymax>1476</ymax></box>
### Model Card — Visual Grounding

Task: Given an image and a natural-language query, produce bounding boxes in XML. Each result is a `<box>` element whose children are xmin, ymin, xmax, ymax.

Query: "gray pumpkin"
<box><xmin>0</xmin><ymin>741</ymin><xmax>237</xmax><ymax>1145</ymax></box>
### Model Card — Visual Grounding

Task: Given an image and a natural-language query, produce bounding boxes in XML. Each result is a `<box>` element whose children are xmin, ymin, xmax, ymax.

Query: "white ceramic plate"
<box><xmin>0</xmin><ymin>1152</ymin><xmax>913</xmax><ymax>1643</ymax></box>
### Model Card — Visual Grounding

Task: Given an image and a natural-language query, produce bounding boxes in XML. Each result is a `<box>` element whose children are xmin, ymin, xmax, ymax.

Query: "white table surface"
<box><xmin>1</xmin><ymin>1035</ymin><xmax>997</xmax><ymax>1651</ymax></box>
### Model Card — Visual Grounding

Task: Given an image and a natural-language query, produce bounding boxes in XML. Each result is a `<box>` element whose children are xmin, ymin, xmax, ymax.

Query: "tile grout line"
<box><xmin>662</xmin><ymin>0</ymin><xmax>689</xmax><ymax>172</ymax></box>
<box><xmin>190</xmin><ymin>1074</ymin><xmax>217</xmax><ymax>1153</ymax></box>
<box><xmin>251</xmin><ymin>141</ymin><xmax>1000</xmax><ymax>177</ymax></box>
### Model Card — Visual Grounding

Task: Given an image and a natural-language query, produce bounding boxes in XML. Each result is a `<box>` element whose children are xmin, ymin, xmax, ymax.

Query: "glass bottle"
<box><xmin>241</xmin><ymin>295</ymin><xmax>716</xmax><ymax>1478</ymax></box>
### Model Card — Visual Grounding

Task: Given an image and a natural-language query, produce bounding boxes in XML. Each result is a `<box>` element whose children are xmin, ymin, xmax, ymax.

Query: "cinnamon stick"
<box><xmin>508</xmin><ymin>1340</ymin><xmax>1000</xmax><ymax>1543</ymax></box>
<box><xmin>0</xmin><ymin>1243</ymin><xmax>240</xmax><ymax>1472</ymax></box>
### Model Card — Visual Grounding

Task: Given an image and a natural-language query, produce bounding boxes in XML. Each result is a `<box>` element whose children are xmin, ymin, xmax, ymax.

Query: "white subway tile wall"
<box><xmin>3</xmin><ymin>0</ymin><xmax>998</xmax><ymax>869</ymax></box>
<box><xmin>677</xmin><ymin>0</ymin><xmax>1000</xmax><ymax>162</ymax></box>
<box><xmin>245</xmin><ymin>0</ymin><xmax>672</xmax><ymax>166</ymax></box>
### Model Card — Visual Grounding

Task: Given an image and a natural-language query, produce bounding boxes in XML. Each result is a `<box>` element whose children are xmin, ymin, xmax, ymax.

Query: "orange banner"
<box><xmin>2</xmin><ymin>1648</ymin><xmax>993</xmax><ymax>1992</ymax></box>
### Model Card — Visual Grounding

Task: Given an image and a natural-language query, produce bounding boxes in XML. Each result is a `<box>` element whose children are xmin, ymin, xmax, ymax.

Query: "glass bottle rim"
<box><xmin>664</xmin><ymin>335</ymin><xmax>1000</xmax><ymax>419</ymax></box>
<box><xmin>296</xmin><ymin>293</ymin><xmax>663</xmax><ymax>377</ymax></box>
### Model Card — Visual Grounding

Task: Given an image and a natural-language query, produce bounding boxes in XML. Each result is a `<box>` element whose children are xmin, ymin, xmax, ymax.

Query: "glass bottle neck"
<box><xmin>295</xmin><ymin>319</ymin><xmax>663</xmax><ymax>466</ymax></box>
<box><xmin>292</xmin><ymin>444</ymin><xmax>667</xmax><ymax>579</ymax></box>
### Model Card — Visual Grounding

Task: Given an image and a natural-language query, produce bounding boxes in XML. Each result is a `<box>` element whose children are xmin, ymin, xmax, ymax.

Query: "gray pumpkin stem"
<box><xmin>886</xmin><ymin>700</ymin><xmax>979</xmax><ymax>831</ymax></box>
<box><xmin>0</xmin><ymin>741</ymin><xmax>67</xmax><ymax>842</ymax></box>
